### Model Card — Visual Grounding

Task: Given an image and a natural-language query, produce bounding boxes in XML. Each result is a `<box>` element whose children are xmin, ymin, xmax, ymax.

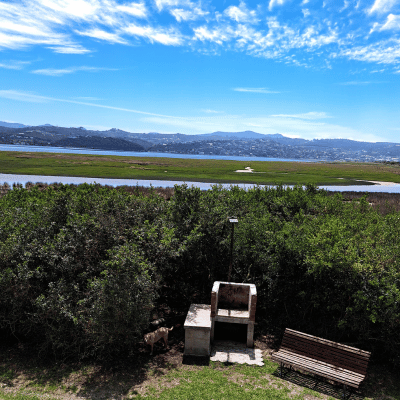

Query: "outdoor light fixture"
<box><xmin>228</xmin><ymin>217</ymin><xmax>238</xmax><ymax>282</ymax></box>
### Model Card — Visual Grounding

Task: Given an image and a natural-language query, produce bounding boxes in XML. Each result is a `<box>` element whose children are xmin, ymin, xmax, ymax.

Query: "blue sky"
<box><xmin>0</xmin><ymin>0</ymin><xmax>400</xmax><ymax>142</ymax></box>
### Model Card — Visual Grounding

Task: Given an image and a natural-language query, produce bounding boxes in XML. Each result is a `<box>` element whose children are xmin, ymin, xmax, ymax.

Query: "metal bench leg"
<box><xmin>313</xmin><ymin>376</ymin><xmax>320</xmax><ymax>390</ymax></box>
<box><xmin>343</xmin><ymin>384</ymin><xmax>347</xmax><ymax>399</ymax></box>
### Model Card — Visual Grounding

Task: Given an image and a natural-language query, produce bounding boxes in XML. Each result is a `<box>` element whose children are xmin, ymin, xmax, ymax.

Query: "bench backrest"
<box><xmin>281</xmin><ymin>329</ymin><xmax>370</xmax><ymax>375</ymax></box>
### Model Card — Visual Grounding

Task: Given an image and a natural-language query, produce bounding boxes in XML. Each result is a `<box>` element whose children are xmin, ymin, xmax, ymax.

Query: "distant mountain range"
<box><xmin>0</xmin><ymin>121</ymin><xmax>29</xmax><ymax>129</ymax></box>
<box><xmin>0</xmin><ymin>121</ymin><xmax>399</xmax><ymax>162</ymax></box>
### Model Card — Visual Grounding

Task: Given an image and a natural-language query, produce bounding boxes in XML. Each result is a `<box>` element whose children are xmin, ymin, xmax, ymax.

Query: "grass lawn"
<box><xmin>1</xmin><ymin>151</ymin><xmax>400</xmax><ymax>186</ymax></box>
<box><xmin>1</xmin><ymin>335</ymin><xmax>399</xmax><ymax>400</ymax></box>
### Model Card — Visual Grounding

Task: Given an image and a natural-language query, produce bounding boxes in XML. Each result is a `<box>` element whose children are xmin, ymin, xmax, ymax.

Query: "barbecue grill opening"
<box><xmin>213</xmin><ymin>321</ymin><xmax>247</xmax><ymax>343</ymax></box>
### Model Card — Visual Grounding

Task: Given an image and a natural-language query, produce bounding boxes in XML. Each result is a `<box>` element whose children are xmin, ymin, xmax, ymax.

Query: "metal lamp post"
<box><xmin>228</xmin><ymin>217</ymin><xmax>238</xmax><ymax>282</ymax></box>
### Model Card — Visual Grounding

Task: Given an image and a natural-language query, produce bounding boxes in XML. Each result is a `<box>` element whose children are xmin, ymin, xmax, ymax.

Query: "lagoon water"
<box><xmin>0</xmin><ymin>143</ymin><xmax>318</xmax><ymax>163</ymax></box>
<box><xmin>2</xmin><ymin>173</ymin><xmax>400</xmax><ymax>193</ymax></box>
<box><xmin>1</xmin><ymin>144</ymin><xmax>400</xmax><ymax>193</ymax></box>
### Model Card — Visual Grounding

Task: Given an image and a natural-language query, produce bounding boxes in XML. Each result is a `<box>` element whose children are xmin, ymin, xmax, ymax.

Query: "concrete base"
<box><xmin>184</xmin><ymin>304</ymin><xmax>211</xmax><ymax>357</ymax></box>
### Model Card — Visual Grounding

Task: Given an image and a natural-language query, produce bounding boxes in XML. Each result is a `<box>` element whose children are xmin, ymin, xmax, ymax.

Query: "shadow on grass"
<box><xmin>272</xmin><ymin>367</ymin><xmax>364</xmax><ymax>400</ymax></box>
<box><xmin>182</xmin><ymin>355</ymin><xmax>210</xmax><ymax>366</ymax></box>
<box><xmin>0</xmin><ymin>339</ymin><xmax>182</xmax><ymax>399</ymax></box>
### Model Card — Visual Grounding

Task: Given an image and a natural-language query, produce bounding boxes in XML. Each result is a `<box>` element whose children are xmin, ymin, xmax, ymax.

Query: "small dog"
<box><xmin>144</xmin><ymin>327</ymin><xmax>173</xmax><ymax>355</ymax></box>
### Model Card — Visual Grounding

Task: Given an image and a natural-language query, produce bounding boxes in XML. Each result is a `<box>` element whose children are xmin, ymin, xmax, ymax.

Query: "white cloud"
<box><xmin>380</xmin><ymin>13</ymin><xmax>400</xmax><ymax>30</ymax></box>
<box><xmin>74</xmin><ymin>96</ymin><xmax>102</xmax><ymax>100</ymax></box>
<box><xmin>233</xmin><ymin>87</ymin><xmax>280</xmax><ymax>93</ymax></box>
<box><xmin>32</xmin><ymin>67</ymin><xmax>76</xmax><ymax>76</ymax></box>
<box><xmin>201</xmin><ymin>109</ymin><xmax>223</xmax><ymax>113</ymax></box>
<box><xmin>76</xmin><ymin>28</ymin><xmax>128</xmax><ymax>44</ymax></box>
<box><xmin>1</xmin><ymin>0</ymin><xmax>400</xmax><ymax>71</ymax></box>
<box><xmin>31</xmin><ymin>66</ymin><xmax>117</xmax><ymax>76</ymax></box>
<box><xmin>49</xmin><ymin>45</ymin><xmax>91</xmax><ymax>53</ymax></box>
<box><xmin>124</xmin><ymin>24</ymin><xmax>183</xmax><ymax>45</ymax></box>
<box><xmin>368</xmin><ymin>0</ymin><xmax>398</xmax><ymax>14</ymax></box>
<box><xmin>268</xmin><ymin>0</ymin><xmax>287</xmax><ymax>11</ymax></box>
<box><xmin>270</xmin><ymin>112</ymin><xmax>332</xmax><ymax>119</ymax></box>
<box><xmin>193</xmin><ymin>26</ymin><xmax>231</xmax><ymax>44</ymax></box>
<box><xmin>0</xmin><ymin>60</ymin><xmax>30</xmax><ymax>70</ymax></box>
<box><xmin>0</xmin><ymin>0</ymin><xmax>152</xmax><ymax>53</ymax></box>
<box><xmin>337</xmin><ymin>80</ymin><xmax>387</xmax><ymax>84</ymax></box>
<box><xmin>37</xmin><ymin>0</ymin><xmax>100</xmax><ymax>21</ymax></box>
<box><xmin>116</xmin><ymin>2</ymin><xmax>147</xmax><ymax>18</ymax></box>
<box><xmin>0</xmin><ymin>89</ymin><xmax>178</xmax><ymax>117</ymax></box>
<box><xmin>0</xmin><ymin>90</ymin><xmax>388</xmax><ymax>142</ymax></box>
<box><xmin>340</xmin><ymin>0</ymin><xmax>350</xmax><ymax>12</ymax></box>
<box><xmin>141</xmin><ymin>113</ymin><xmax>385</xmax><ymax>142</ymax></box>
<box><xmin>154</xmin><ymin>0</ymin><xmax>184</xmax><ymax>11</ymax></box>
<box><xmin>224</xmin><ymin>2</ymin><xmax>259</xmax><ymax>24</ymax></box>
<box><xmin>340</xmin><ymin>39</ymin><xmax>400</xmax><ymax>64</ymax></box>
<box><xmin>171</xmin><ymin>7</ymin><xmax>208</xmax><ymax>21</ymax></box>
<box><xmin>0</xmin><ymin>90</ymin><xmax>50</xmax><ymax>103</ymax></box>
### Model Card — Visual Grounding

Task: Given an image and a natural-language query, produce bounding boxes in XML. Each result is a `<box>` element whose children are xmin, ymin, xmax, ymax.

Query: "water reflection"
<box><xmin>1</xmin><ymin>173</ymin><xmax>400</xmax><ymax>193</ymax></box>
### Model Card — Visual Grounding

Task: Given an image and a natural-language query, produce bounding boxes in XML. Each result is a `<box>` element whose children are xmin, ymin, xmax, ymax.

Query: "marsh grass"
<box><xmin>1</xmin><ymin>151</ymin><xmax>400</xmax><ymax>186</ymax></box>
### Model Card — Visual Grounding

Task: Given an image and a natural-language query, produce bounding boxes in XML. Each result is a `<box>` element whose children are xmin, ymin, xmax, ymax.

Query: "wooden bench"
<box><xmin>271</xmin><ymin>328</ymin><xmax>371</xmax><ymax>398</ymax></box>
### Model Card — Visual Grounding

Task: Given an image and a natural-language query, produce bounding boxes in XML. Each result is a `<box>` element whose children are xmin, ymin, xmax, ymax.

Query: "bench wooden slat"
<box><xmin>272</xmin><ymin>328</ymin><xmax>370</xmax><ymax>391</ymax></box>
<box><xmin>283</xmin><ymin>331</ymin><xmax>370</xmax><ymax>361</ymax></box>
<box><xmin>285</xmin><ymin>329</ymin><xmax>370</xmax><ymax>357</ymax></box>
<box><xmin>282</xmin><ymin>335</ymin><xmax>370</xmax><ymax>370</ymax></box>
<box><xmin>282</xmin><ymin>334</ymin><xmax>369</xmax><ymax>374</ymax></box>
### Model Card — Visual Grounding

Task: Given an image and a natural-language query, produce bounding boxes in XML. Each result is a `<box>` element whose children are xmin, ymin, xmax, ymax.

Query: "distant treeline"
<box><xmin>0</xmin><ymin>182</ymin><xmax>399</xmax><ymax>366</ymax></box>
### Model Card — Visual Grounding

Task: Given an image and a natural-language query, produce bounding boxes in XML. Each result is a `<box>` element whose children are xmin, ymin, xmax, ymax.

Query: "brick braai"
<box><xmin>210</xmin><ymin>281</ymin><xmax>257</xmax><ymax>347</ymax></box>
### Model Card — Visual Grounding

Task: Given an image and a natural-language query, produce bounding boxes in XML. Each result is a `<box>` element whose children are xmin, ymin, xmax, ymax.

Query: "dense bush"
<box><xmin>0</xmin><ymin>184</ymin><xmax>171</xmax><ymax>360</ymax></box>
<box><xmin>0</xmin><ymin>182</ymin><xmax>399</xmax><ymax>365</ymax></box>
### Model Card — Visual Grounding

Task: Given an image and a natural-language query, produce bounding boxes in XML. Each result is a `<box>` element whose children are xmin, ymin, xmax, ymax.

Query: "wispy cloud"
<box><xmin>123</xmin><ymin>24</ymin><xmax>184</xmax><ymax>45</ymax></box>
<box><xmin>339</xmin><ymin>39</ymin><xmax>400</xmax><ymax>64</ymax></box>
<box><xmin>0</xmin><ymin>60</ymin><xmax>30</xmax><ymax>70</ymax></box>
<box><xmin>171</xmin><ymin>7</ymin><xmax>208</xmax><ymax>22</ymax></box>
<box><xmin>31</xmin><ymin>66</ymin><xmax>117</xmax><ymax>76</ymax></box>
<box><xmin>270</xmin><ymin>112</ymin><xmax>332</xmax><ymax>119</ymax></box>
<box><xmin>201</xmin><ymin>109</ymin><xmax>223</xmax><ymax>113</ymax></box>
<box><xmin>380</xmin><ymin>13</ymin><xmax>400</xmax><ymax>30</ymax></box>
<box><xmin>73</xmin><ymin>96</ymin><xmax>103</xmax><ymax>101</ymax></box>
<box><xmin>368</xmin><ymin>0</ymin><xmax>398</xmax><ymax>14</ymax></box>
<box><xmin>116</xmin><ymin>2</ymin><xmax>147</xmax><ymax>18</ymax></box>
<box><xmin>1</xmin><ymin>0</ymin><xmax>400</xmax><ymax>69</ymax></box>
<box><xmin>141</xmin><ymin>113</ymin><xmax>385</xmax><ymax>142</ymax></box>
<box><xmin>233</xmin><ymin>87</ymin><xmax>280</xmax><ymax>93</ymax></box>
<box><xmin>337</xmin><ymin>80</ymin><xmax>388</xmax><ymax>85</ymax></box>
<box><xmin>224</xmin><ymin>2</ymin><xmax>259</xmax><ymax>24</ymax></box>
<box><xmin>0</xmin><ymin>89</ymin><xmax>181</xmax><ymax>118</ymax></box>
<box><xmin>268</xmin><ymin>0</ymin><xmax>287</xmax><ymax>11</ymax></box>
<box><xmin>76</xmin><ymin>29</ymin><xmax>129</xmax><ymax>44</ymax></box>
<box><xmin>48</xmin><ymin>45</ymin><xmax>91</xmax><ymax>54</ymax></box>
<box><xmin>0</xmin><ymin>90</ymin><xmax>386</xmax><ymax>142</ymax></box>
